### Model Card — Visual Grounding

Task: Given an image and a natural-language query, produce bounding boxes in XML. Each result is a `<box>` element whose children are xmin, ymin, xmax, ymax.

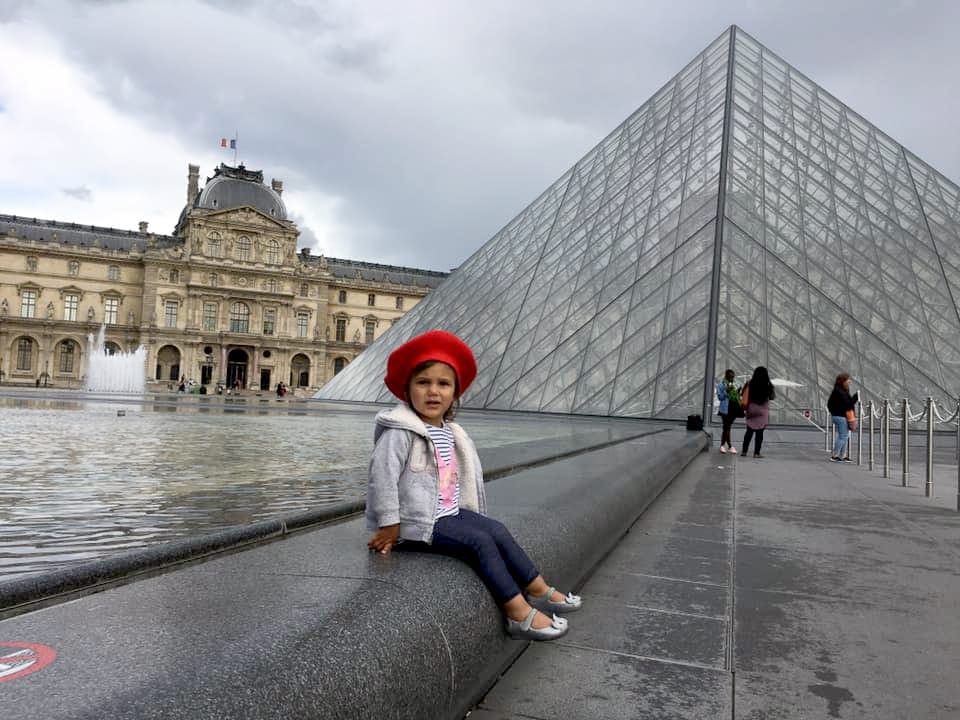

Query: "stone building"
<box><xmin>0</xmin><ymin>163</ymin><xmax>446</xmax><ymax>392</ymax></box>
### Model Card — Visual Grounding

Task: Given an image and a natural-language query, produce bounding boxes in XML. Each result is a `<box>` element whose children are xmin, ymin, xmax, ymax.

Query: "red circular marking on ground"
<box><xmin>0</xmin><ymin>642</ymin><xmax>57</xmax><ymax>683</ymax></box>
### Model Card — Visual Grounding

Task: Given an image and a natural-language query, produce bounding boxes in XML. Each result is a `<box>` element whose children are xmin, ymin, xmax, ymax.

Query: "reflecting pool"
<box><xmin>0</xmin><ymin>392</ymin><xmax>648</xmax><ymax>579</ymax></box>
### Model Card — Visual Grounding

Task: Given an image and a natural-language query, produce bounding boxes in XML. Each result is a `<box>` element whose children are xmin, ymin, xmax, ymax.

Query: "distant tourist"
<box><xmin>828</xmin><ymin>373</ymin><xmax>859</xmax><ymax>462</ymax></box>
<box><xmin>366</xmin><ymin>330</ymin><xmax>581</xmax><ymax>641</ymax></box>
<box><xmin>715</xmin><ymin>368</ymin><xmax>742</xmax><ymax>454</ymax></box>
<box><xmin>740</xmin><ymin>366</ymin><xmax>775</xmax><ymax>458</ymax></box>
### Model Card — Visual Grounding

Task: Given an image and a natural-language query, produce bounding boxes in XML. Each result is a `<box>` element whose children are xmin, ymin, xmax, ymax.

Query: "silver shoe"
<box><xmin>505</xmin><ymin>609</ymin><xmax>568</xmax><ymax>641</ymax></box>
<box><xmin>526</xmin><ymin>586</ymin><xmax>583</xmax><ymax>614</ymax></box>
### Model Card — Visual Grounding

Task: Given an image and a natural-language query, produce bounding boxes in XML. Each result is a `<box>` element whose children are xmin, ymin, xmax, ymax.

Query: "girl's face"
<box><xmin>408</xmin><ymin>362</ymin><xmax>457</xmax><ymax>427</ymax></box>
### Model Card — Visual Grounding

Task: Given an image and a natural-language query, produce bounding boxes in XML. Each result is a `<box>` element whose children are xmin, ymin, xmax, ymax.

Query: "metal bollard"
<box><xmin>956</xmin><ymin>398</ymin><xmax>960</xmax><ymax>464</ymax></box>
<box><xmin>857</xmin><ymin>401</ymin><xmax>863</xmax><ymax>465</ymax></box>
<box><xmin>902</xmin><ymin>398</ymin><xmax>910</xmax><ymax>487</ymax></box>
<box><xmin>925</xmin><ymin>397</ymin><xmax>934</xmax><ymax>498</ymax></box>
<box><xmin>883</xmin><ymin>399</ymin><xmax>890</xmax><ymax>479</ymax></box>
<box><xmin>825</xmin><ymin>407</ymin><xmax>830</xmax><ymax>452</ymax></box>
<box><xmin>868</xmin><ymin>400</ymin><xmax>874</xmax><ymax>471</ymax></box>
<box><xmin>827</xmin><ymin>404</ymin><xmax>834</xmax><ymax>453</ymax></box>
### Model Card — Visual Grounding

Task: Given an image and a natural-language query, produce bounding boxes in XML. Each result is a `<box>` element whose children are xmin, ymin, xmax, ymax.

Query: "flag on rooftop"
<box><xmin>220</xmin><ymin>138</ymin><xmax>236</xmax><ymax>149</ymax></box>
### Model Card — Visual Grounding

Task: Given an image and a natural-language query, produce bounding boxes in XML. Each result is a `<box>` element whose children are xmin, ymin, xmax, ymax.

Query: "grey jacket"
<box><xmin>366</xmin><ymin>404</ymin><xmax>487</xmax><ymax>543</ymax></box>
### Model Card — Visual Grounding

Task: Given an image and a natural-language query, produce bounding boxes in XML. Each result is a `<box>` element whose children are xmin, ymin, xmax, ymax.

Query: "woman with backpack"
<box><xmin>715</xmin><ymin>368</ymin><xmax>742</xmax><ymax>454</ymax></box>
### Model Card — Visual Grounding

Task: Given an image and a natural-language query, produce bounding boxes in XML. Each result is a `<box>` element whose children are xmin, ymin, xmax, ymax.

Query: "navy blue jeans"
<box><xmin>422</xmin><ymin>509</ymin><xmax>540</xmax><ymax>605</ymax></box>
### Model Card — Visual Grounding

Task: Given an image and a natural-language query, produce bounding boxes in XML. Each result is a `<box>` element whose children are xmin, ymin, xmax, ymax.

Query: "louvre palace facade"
<box><xmin>0</xmin><ymin>163</ymin><xmax>446</xmax><ymax>392</ymax></box>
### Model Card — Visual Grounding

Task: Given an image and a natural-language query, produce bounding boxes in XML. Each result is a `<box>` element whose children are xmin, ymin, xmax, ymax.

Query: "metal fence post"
<box><xmin>857</xmin><ymin>401</ymin><xmax>863</xmax><ymax>465</ymax></box>
<box><xmin>925</xmin><ymin>397</ymin><xmax>934</xmax><ymax>498</ymax></box>
<box><xmin>901</xmin><ymin>398</ymin><xmax>910</xmax><ymax>488</ymax></box>
<box><xmin>868</xmin><ymin>400</ymin><xmax>874</xmax><ymax>471</ymax></box>
<box><xmin>956</xmin><ymin>397</ymin><xmax>960</xmax><ymax>464</ymax></box>
<box><xmin>883</xmin><ymin>399</ymin><xmax>890</xmax><ymax>479</ymax></box>
<box><xmin>825</xmin><ymin>404</ymin><xmax>831</xmax><ymax>452</ymax></box>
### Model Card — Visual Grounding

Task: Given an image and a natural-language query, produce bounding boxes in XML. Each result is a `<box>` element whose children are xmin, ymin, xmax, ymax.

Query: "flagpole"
<box><xmin>234</xmin><ymin>130</ymin><xmax>238</xmax><ymax>165</ymax></box>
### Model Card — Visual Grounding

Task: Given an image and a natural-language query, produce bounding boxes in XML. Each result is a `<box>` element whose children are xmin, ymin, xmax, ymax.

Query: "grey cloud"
<box><xmin>62</xmin><ymin>186</ymin><xmax>93</xmax><ymax>201</ymax></box>
<box><xmin>287</xmin><ymin>212</ymin><xmax>320</xmax><ymax>252</ymax></box>
<box><xmin>0</xmin><ymin>0</ymin><xmax>30</xmax><ymax>22</ymax></box>
<box><xmin>11</xmin><ymin>0</ymin><xmax>960</xmax><ymax>272</ymax></box>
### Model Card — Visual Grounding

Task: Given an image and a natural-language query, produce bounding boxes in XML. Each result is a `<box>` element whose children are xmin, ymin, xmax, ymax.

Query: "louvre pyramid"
<box><xmin>317</xmin><ymin>26</ymin><xmax>960</xmax><ymax>423</ymax></box>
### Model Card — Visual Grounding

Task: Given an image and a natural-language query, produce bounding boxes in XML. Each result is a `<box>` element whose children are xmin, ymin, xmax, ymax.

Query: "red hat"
<box><xmin>384</xmin><ymin>330</ymin><xmax>477</xmax><ymax>400</ymax></box>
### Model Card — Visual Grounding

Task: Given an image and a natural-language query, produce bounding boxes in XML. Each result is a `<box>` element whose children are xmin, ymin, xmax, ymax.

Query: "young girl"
<box><xmin>366</xmin><ymin>330</ymin><xmax>582</xmax><ymax>641</ymax></box>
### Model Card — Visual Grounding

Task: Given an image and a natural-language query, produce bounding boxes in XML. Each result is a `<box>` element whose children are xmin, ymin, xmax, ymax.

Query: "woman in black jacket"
<box><xmin>827</xmin><ymin>373</ymin><xmax>858</xmax><ymax>462</ymax></box>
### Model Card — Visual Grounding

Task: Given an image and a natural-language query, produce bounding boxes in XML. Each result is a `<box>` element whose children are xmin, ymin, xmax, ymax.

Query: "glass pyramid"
<box><xmin>317</xmin><ymin>26</ymin><xmax>960</xmax><ymax>423</ymax></box>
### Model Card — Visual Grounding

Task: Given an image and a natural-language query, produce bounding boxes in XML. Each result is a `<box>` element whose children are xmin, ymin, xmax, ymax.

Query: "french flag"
<box><xmin>220</xmin><ymin>138</ymin><xmax>236</xmax><ymax>149</ymax></box>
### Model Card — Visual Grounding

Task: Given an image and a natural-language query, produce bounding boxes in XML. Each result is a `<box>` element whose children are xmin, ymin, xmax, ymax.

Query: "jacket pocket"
<box><xmin>407</xmin><ymin>439</ymin><xmax>430</xmax><ymax>472</ymax></box>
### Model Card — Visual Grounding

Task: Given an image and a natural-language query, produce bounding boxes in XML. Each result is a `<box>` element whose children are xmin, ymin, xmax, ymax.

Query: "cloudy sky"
<box><xmin>1</xmin><ymin>0</ymin><xmax>957</xmax><ymax>271</ymax></box>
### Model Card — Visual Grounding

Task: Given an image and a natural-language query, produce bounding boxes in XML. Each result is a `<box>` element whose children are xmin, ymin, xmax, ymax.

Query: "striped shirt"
<box><xmin>425</xmin><ymin>423</ymin><xmax>460</xmax><ymax>518</ymax></box>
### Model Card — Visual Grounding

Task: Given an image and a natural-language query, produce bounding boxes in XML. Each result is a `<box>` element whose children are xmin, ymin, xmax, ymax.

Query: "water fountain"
<box><xmin>85</xmin><ymin>325</ymin><xmax>147</xmax><ymax>393</ymax></box>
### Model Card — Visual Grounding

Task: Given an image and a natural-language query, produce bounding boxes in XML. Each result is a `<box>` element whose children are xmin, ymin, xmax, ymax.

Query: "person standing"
<box><xmin>828</xmin><ymin>373</ymin><xmax>859</xmax><ymax>462</ymax></box>
<box><xmin>715</xmin><ymin>368</ymin><xmax>741</xmax><ymax>454</ymax></box>
<box><xmin>740</xmin><ymin>366</ymin><xmax>775</xmax><ymax>458</ymax></box>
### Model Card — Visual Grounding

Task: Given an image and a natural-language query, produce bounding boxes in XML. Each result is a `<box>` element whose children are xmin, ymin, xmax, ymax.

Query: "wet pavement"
<box><xmin>471</xmin><ymin>429</ymin><xmax>960</xmax><ymax>719</ymax></box>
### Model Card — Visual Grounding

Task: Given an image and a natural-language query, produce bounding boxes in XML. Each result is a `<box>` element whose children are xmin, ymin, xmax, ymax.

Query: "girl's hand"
<box><xmin>368</xmin><ymin>524</ymin><xmax>400</xmax><ymax>554</ymax></box>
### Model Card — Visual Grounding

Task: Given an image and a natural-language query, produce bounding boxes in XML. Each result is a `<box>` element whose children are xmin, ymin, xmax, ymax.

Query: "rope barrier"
<box><xmin>828</xmin><ymin>394</ymin><xmax>960</xmax><ymax>512</ymax></box>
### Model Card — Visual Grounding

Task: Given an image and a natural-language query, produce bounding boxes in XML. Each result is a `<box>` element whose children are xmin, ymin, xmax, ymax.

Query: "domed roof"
<box><xmin>195</xmin><ymin>164</ymin><xmax>287</xmax><ymax>220</ymax></box>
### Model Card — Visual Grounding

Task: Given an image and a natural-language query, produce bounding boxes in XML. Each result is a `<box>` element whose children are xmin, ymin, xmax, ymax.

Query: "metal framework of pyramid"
<box><xmin>317</xmin><ymin>26</ymin><xmax>960</xmax><ymax>423</ymax></box>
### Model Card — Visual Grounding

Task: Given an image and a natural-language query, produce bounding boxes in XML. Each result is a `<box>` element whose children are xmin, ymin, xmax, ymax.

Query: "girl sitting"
<box><xmin>366</xmin><ymin>330</ymin><xmax>582</xmax><ymax>640</ymax></box>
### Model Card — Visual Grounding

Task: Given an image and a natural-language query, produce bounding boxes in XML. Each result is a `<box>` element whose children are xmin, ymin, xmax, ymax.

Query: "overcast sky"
<box><xmin>1</xmin><ymin>0</ymin><xmax>958</xmax><ymax>271</ymax></box>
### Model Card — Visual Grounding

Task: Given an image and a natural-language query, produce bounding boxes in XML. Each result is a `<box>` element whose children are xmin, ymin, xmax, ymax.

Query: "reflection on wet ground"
<box><xmin>0</xmin><ymin>391</ymin><xmax>648</xmax><ymax>579</ymax></box>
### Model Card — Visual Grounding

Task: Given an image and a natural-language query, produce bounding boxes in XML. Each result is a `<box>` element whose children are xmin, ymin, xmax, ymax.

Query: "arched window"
<box><xmin>16</xmin><ymin>337</ymin><xmax>34</xmax><ymax>371</ymax></box>
<box><xmin>236</xmin><ymin>236</ymin><xmax>251</xmax><ymax>261</ymax></box>
<box><xmin>230</xmin><ymin>302</ymin><xmax>250</xmax><ymax>333</ymax></box>
<box><xmin>58</xmin><ymin>340</ymin><xmax>76</xmax><ymax>373</ymax></box>
<box><xmin>207</xmin><ymin>234</ymin><xmax>222</xmax><ymax>257</ymax></box>
<box><xmin>265</xmin><ymin>239</ymin><xmax>280</xmax><ymax>264</ymax></box>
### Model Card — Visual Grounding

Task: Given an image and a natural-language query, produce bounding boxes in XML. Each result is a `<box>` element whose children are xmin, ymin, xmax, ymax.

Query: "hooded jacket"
<box><xmin>366</xmin><ymin>403</ymin><xmax>487</xmax><ymax>543</ymax></box>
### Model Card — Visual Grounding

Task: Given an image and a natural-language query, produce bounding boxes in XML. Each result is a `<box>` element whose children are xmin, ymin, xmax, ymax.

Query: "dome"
<box><xmin>195</xmin><ymin>164</ymin><xmax>287</xmax><ymax>220</ymax></box>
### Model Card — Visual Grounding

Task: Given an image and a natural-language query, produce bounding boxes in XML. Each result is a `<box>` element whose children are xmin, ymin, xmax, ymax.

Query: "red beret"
<box><xmin>384</xmin><ymin>330</ymin><xmax>477</xmax><ymax>400</ymax></box>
